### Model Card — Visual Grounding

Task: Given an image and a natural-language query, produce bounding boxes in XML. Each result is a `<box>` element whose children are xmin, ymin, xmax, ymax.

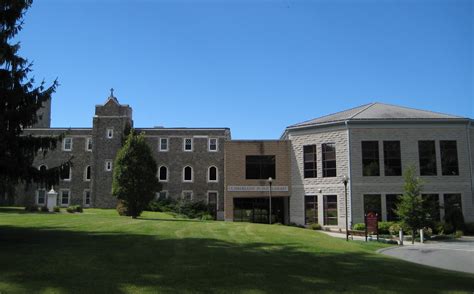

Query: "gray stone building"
<box><xmin>16</xmin><ymin>93</ymin><xmax>230</xmax><ymax>219</ymax></box>
<box><xmin>282</xmin><ymin>103</ymin><xmax>474</xmax><ymax>228</ymax></box>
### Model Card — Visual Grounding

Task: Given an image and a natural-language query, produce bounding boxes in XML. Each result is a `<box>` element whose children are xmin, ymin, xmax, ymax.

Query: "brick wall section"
<box><xmin>349</xmin><ymin>123</ymin><xmax>474</xmax><ymax>223</ymax></box>
<box><xmin>286</xmin><ymin>125</ymin><xmax>350</xmax><ymax>227</ymax></box>
<box><xmin>224</xmin><ymin>140</ymin><xmax>291</xmax><ymax>221</ymax></box>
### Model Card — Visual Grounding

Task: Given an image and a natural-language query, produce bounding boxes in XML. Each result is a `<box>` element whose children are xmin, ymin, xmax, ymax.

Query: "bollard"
<box><xmin>420</xmin><ymin>229</ymin><xmax>424</xmax><ymax>244</ymax></box>
<box><xmin>399</xmin><ymin>229</ymin><xmax>404</xmax><ymax>246</ymax></box>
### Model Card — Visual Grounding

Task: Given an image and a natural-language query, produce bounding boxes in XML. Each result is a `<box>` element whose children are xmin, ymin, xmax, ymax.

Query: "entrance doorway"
<box><xmin>233</xmin><ymin>197</ymin><xmax>285</xmax><ymax>224</ymax></box>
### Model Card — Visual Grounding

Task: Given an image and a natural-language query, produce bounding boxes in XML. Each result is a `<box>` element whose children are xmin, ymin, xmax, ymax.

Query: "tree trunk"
<box><xmin>412</xmin><ymin>229</ymin><xmax>415</xmax><ymax>244</ymax></box>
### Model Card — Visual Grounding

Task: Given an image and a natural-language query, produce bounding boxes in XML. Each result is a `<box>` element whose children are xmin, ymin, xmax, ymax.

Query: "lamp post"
<box><xmin>268</xmin><ymin>177</ymin><xmax>273</xmax><ymax>225</ymax></box>
<box><xmin>342</xmin><ymin>175</ymin><xmax>349</xmax><ymax>241</ymax></box>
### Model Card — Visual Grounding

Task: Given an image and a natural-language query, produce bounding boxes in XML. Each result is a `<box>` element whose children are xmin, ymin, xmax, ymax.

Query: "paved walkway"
<box><xmin>321</xmin><ymin>231</ymin><xmax>474</xmax><ymax>274</ymax></box>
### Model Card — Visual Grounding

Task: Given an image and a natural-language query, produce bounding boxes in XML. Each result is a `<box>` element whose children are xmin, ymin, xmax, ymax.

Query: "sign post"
<box><xmin>365</xmin><ymin>212</ymin><xmax>379</xmax><ymax>241</ymax></box>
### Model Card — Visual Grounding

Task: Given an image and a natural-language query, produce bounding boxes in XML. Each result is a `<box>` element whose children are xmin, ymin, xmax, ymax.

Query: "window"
<box><xmin>384</xmin><ymin>141</ymin><xmax>402</xmax><ymax>176</ymax></box>
<box><xmin>60</xmin><ymin>164</ymin><xmax>71</xmax><ymax>181</ymax></box>
<box><xmin>105</xmin><ymin>160</ymin><xmax>112</xmax><ymax>172</ymax></box>
<box><xmin>305</xmin><ymin>195</ymin><xmax>318</xmax><ymax>225</ymax></box>
<box><xmin>60</xmin><ymin>190</ymin><xmax>70</xmax><ymax>206</ymax></box>
<box><xmin>386</xmin><ymin>194</ymin><xmax>402</xmax><ymax>221</ymax></box>
<box><xmin>157</xmin><ymin>191</ymin><xmax>168</xmax><ymax>200</ymax></box>
<box><xmin>106</xmin><ymin>128</ymin><xmax>114</xmax><ymax>139</ymax></box>
<box><xmin>444</xmin><ymin>193</ymin><xmax>463</xmax><ymax>223</ymax></box>
<box><xmin>418</xmin><ymin>141</ymin><xmax>437</xmax><ymax>175</ymax></box>
<box><xmin>208</xmin><ymin>191</ymin><xmax>218</xmax><ymax>219</ymax></box>
<box><xmin>245</xmin><ymin>155</ymin><xmax>276</xmax><ymax>179</ymax></box>
<box><xmin>158</xmin><ymin>166</ymin><xmax>168</xmax><ymax>182</ymax></box>
<box><xmin>63</xmin><ymin>137</ymin><xmax>73</xmax><ymax>151</ymax></box>
<box><xmin>38</xmin><ymin>164</ymin><xmax>47</xmax><ymax>173</ymax></box>
<box><xmin>208</xmin><ymin>138</ymin><xmax>218</xmax><ymax>152</ymax></box>
<box><xmin>440</xmin><ymin>141</ymin><xmax>459</xmax><ymax>176</ymax></box>
<box><xmin>159</xmin><ymin>138</ymin><xmax>169</xmax><ymax>151</ymax></box>
<box><xmin>362</xmin><ymin>141</ymin><xmax>379</xmax><ymax>176</ymax></box>
<box><xmin>183</xmin><ymin>166</ymin><xmax>193</xmax><ymax>182</ymax></box>
<box><xmin>86</xmin><ymin>137</ymin><xmax>92</xmax><ymax>151</ymax></box>
<box><xmin>36</xmin><ymin>189</ymin><xmax>46</xmax><ymax>205</ymax></box>
<box><xmin>83</xmin><ymin>190</ymin><xmax>91</xmax><ymax>207</ymax></box>
<box><xmin>303</xmin><ymin>145</ymin><xmax>317</xmax><ymax>178</ymax></box>
<box><xmin>422</xmin><ymin>194</ymin><xmax>440</xmax><ymax>222</ymax></box>
<box><xmin>323</xmin><ymin>195</ymin><xmax>338</xmax><ymax>225</ymax></box>
<box><xmin>182</xmin><ymin>190</ymin><xmax>193</xmax><ymax>201</ymax></box>
<box><xmin>183</xmin><ymin>138</ymin><xmax>193</xmax><ymax>151</ymax></box>
<box><xmin>322</xmin><ymin>143</ymin><xmax>336</xmax><ymax>177</ymax></box>
<box><xmin>364</xmin><ymin>194</ymin><xmax>382</xmax><ymax>221</ymax></box>
<box><xmin>84</xmin><ymin>166</ymin><xmax>91</xmax><ymax>181</ymax></box>
<box><xmin>208</xmin><ymin>166</ymin><xmax>218</xmax><ymax>182</ymax></box>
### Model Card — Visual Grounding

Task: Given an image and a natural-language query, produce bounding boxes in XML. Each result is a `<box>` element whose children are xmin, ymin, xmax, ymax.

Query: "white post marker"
<box><xmin>47</xmin><ymin>187</ymin><xmax>58</xmax><ymax>212</ymax></box>
<box><xmin>420</xmin><ymin>229</ymin><xmax>424</xmax><ymax>244</ymax></box>
<box><xmin>399</xmin><ymin>229</ymin><xmax>404</xmax><ymax>246</ymax></box>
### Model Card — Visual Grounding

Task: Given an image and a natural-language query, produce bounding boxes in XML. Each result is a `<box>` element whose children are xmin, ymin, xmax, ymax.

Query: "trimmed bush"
<box><xmin>66</xmin><ymin>206</ymin><xmax>75</xmax><ymax>213</ymax></box>
<box><xmin>353</xmin><ymin>223</ymin><xmax>365</xmax><ymax>231</ymax></box>
<box><xmin>455</xmin><ymin>230</ymin><xmax>463</xmax><ymax>238</ymax></box>
<box><xmin>309</xmin><ymin>223</ymin><xmax>322</xmax><ymax>230</ymax></box>
<box><xmin>53</xmin><ymin>206</ymin><xmax>60</xmax><ymax>213</ymax></box>
<box><xmin>435</xmin><ymin>222</ymin><xmax>454</xmax><ymax>235</ymax></box>
<box><xmin>389</xmin><ymin>223</ymin><xmax>401</xmax><ymax>235</ymax></box>
<box><xmin>40</xmin><ymin>206</ymin><xmax>49</xmax><ymax>212</ymax></box>
<box><xmin>201</xmin><ymin>214</ymin><xmax>214</xmax><ymax>221</ymax></box>
<box><xmin>378</xmin><ymin>221</ymin><xmax>394</xmax><ymax>234</ymax></box>
<box><xmin>74</xmin><ymin>205</ymin><xmax>83</xmax><ymax>213</ymax></box>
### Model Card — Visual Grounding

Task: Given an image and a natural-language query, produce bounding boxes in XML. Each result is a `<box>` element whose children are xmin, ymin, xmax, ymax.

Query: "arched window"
<box><xmin>159</xmin><ymin>166</ymin><xmax>168</xmax><ymax>182</ymax></box>
<box><xmin>38</xmin><ymin>165</ymin><xmax>47</xmax><ymax>172</ymax></box>
<box><xmin>84</xmin><ymin>166</ymin><xmax>91</xmax><ymax>181</ymax></box>
<box><xmin>208</xmin><ymin>166</ymin><xmax>218</xmax><ymax>182</ymax></box>
<box><xmin>183</xmin><ymin>166</ymin><xmax>193</xmax><ymax>182</ymax></box>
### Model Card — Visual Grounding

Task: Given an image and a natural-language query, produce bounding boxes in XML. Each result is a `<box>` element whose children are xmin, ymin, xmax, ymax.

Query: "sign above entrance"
<box><xmin>227</xmin><ymin>186</ymin><xmax>289</xmax><ymax>192</ymax></box>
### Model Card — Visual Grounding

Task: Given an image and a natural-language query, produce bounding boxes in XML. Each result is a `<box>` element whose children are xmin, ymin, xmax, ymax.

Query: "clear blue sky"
<box><xmin>19</xmin><ymin>0</ymin><xmax>473</xmax><ymax>139</ymax></box>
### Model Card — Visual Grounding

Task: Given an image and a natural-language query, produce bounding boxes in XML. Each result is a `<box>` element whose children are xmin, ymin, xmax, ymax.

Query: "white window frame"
<box><xmin>85</xmin><ymin>137</ymin><xmax>93</xmax><ymax>151</ymax></box>
<box><xmin>84</xmin><ymin>166</ymin><xmax>91</xmax><ymax>181</ymax></box>
<box><xmin>106</xmin><ymin>128</ymin><xmax>114</xmax><ymax>139</ymax></box>
<box><xmin>105</xmin><ymin>160</ymin><xmax>113</xmax><ymax>172</ymax></box>
<box><xmin>63</xmin><ymin>137</ymin><xmax>73</xmax><ymax>151</ymax></box>
<box><xmin>60</xmin><ymin>189</ymin><xmax>70</xmax><ymax>207</ymax></box>
<box><xmin>183</xmin><ymin>138</ymin><xmax>193</xmax><ymax>152</ymax></box>
<box><xmin>207</xmin><ymin>190</ymin><xmax>219</xmax><ymax>210</ymax></box>
<box><xmin>182</xmin><ymin>190</ymin><xmax>193</xmax><ymax>201</ymax></box>
<box><xmin>182</xmin><ymin>166</ymin><xmax>193</xmax><ymax>182</ymax></box>
<box><xmin>207</xmin><ymin>166</ymin><xmax>218</xmax><ymax>183</ymax></box>
<box><xmin>208</xmin><ymin>138</ymin><xmax>218</xmax><ymax>152</ymax></box>
<box><xmin>61</xmin><ymin>166</ymin><xmax>72</xmax><ymax>182</ymax></box>
<box><xmin>83</xmin><ymin>189</ymin><xmax>91</xmax><ymax>207</ymax></box>
<box><xmin>158</xmin><ymin>165</ymin><xmax>168</xmax><ymax>182</ymax></box>
<box><xmin>36</xmin><ymin>188</ymin><xmax>47</xmax><ymax>206</ymax></box>
<box><xmin>156</xmin><ymin>190</ymin><xmax>168</xmax><ymax>200</ymax></box>
<box><xmin>159</xmin><ymin>137</ymin><xmax>169</xmax><ymax>152</ymax></box>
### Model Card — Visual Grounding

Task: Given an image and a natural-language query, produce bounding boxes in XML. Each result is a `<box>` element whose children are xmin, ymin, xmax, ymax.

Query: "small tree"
<box><xmin>112</xmin><ymin>131</ymin><xmax>160</xmax><ymax>218</ymax></box>
<box><xmin>396</xmin><ymin>165</ymin><xmax>427</xmax><ymax>244</ymax></box>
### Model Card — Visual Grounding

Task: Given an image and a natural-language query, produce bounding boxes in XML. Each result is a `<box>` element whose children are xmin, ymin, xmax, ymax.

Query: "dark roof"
<box><xmin>287</xmin><ymin>102</ymin><xmax>467</xmax><ymax>129</ymax></box>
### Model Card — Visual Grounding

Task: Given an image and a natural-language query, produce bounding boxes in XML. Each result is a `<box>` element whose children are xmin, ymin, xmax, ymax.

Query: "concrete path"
<box><xmin>379</xmin><ymin>237</ymin><xmax>474</xmax><ymax>274</ymax></box>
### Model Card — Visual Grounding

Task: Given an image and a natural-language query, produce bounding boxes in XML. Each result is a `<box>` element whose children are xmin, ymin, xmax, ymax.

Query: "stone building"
<box><xmin>281</xmin><ymin>103</ymin><xmax>474</xmax><ymax>228</ymax></box>
<box><xmin>16</xmin><ymin>93</ymin><xmax>230</xmax><ymax>219</ymax></box>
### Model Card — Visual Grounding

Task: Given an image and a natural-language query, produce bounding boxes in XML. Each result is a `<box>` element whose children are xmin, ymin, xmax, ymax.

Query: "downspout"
<box><xmin>345</xmin><ymin>120</ymin><xmax>353</xmax><ymax>228</ymax></box>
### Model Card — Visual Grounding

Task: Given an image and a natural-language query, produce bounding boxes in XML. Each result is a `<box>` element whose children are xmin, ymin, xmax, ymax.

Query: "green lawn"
<box><xmin>0</xmin><ymin>208</ymin><xmax>472</xmax><ymax>293</ymax></box>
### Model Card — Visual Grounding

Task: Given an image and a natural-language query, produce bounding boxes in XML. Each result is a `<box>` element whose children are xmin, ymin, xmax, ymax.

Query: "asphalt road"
<box><xmin>379</xmin><ymin>237</ymin><xmax>474</xmax><ymax>274</ymax></box>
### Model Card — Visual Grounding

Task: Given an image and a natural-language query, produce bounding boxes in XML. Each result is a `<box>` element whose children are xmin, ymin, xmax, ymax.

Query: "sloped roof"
<box><xmin>288</xmin><ymin>102</ymin><xmax>467</xmax><ymax>129</ymax></box>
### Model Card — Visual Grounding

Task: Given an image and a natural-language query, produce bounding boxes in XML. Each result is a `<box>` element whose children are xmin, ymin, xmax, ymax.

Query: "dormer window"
<box><xmin>107</xmin><ymin>128</ymin><xmax>114</xmax><ymax>139</ymax></box>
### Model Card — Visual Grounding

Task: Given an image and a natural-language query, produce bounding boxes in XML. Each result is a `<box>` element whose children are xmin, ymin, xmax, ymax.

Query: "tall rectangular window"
<box><xmin>323</xmin><ymin>195</ymin><xmax>338</xmax><ymax>225</ymax></box>
<box><xmin>418</xmin><ymin>141</ymin><xmax>437</xmax><ymax>175</ymax></box>
<box><xmin>245</xmin><ymin>155</ymin><xmax>276</xmax><ymax>179</ymax></box>
<box><xmin>322</xmin><ymin>143</ymin><xmax>336</xmax><ymax>177</ymax></box>
<box><xmin>84</xmin><ymin>190</ymin><xmax>91</xmax><ymax>207</ymax></box>
<box><xmin>305</xmin><ymin>195</ymin><xmax>318</xmax><ymax>225</ymax></box>
<box><xmin>86</xmin><ymin>138</ymin><xmax>92</xmax><ymax>151</ymax></box>
<box><xmin>364</xmin><ymin>194</ymin><xmax>382</xmax><ymax>221</ymax></box>
<box><xmin>60</xmin><ymin>190</ymin><xmax>70</xmax><ymax>206</ymax></box>
<box><xmin>440</xmin><ymin>141</ymin><xmax>459</xmax><ymax>176</ymax></box>
<box><xmin>422</xmin><ymin>194</ymin><xmax>440</xmax><ymax>222</ymax></box>
<box><xmin>184</xmin><ymin>138</ymin><xmax>193</xmax><ymax>151</ymax></box>
<box><xmin>159</xmin><ymin>138</ymin><xmax>169</xmax><ymax>152</ymax></box>
<box><xmin>362</xmin><ymin>141</ymin><xmax>380</xmax><ymax>176</ymax></box>
<box><xmin>386</xmin><ymin>194</ymin><xmax>401</xmax><ymax>221</ymax></box>
<box><xmin>60</xmin><ymin>164</ymin><xmax>71</xmax><ymax>181</ymax></box>
<box><xmin>37</xmin><ymin>189</ymin><xmax>46</xmax><ymax>205</ymax></box>
<box><xmin>384</xmin><ymin>141</ymin><xmax>402</xmax><ymax>176</ymax></box>
<box><xmin>208</xmin><ymin>138</ymin><xmax>218</xmax><ymax>152</ymax></box>
<box><xmin>63</xmin><ymin>137</ymin><xmax>72</xmax><ymax>151</ymax></box>
<box><xmin>443</xmin><ymin>193</ymin><xmax>463</xmax><ymax>223</ymax></box>
<box><xmin>303</xmin><ymin>145</ymin><xmax>317</xmax><ymax>178</ymax></box>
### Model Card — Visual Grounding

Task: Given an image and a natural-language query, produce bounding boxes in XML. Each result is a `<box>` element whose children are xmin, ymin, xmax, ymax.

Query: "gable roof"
<box><xmin>287</xmin><ymin>102</ymin><xmax>467</xmax><ymax>129</ymax></box>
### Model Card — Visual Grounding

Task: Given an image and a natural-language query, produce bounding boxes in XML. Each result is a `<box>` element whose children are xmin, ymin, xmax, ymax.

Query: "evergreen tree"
<box><xmin>395</xmin><ymin>165</ymin><xmax>428</xmax><ymax>244</ymax></box>
<box><xmin>0</xmin><ymin>0</ymin><xmax>65</xmax><ymax>201</ymax></box>
<box><xmin>112</xmin><ymin>131</ymin><xmax>160</xmax><ymax>218</ymax></box>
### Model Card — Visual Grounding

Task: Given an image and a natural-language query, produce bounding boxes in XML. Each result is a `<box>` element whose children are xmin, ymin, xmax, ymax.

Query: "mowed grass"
<box><xmin>0</xmin><ymin>208</ymin><xmax>473</xmax><ymax>294</ymax></box>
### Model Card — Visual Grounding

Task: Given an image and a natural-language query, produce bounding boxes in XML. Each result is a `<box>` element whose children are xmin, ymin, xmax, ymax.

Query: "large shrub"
<box><xmin>112</xmin><ymin>131</ymin><xmax>160</xmax><ymax>218</ymax></box>
<box><xmin>378</xmin><ymin>221</ymin><xmax>394</xmax><ymax>234</ymax></box>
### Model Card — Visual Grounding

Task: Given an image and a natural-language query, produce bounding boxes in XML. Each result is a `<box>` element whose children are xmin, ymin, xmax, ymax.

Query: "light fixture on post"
<box><xmin>342</xmin><ymin>175</ymin><xmax>349</xmax><ymax>241</ymax></box>
<box><xmin>268</xmin><ymin>177</ymin><xmax>273</xmax><ymax>225</ymax></box>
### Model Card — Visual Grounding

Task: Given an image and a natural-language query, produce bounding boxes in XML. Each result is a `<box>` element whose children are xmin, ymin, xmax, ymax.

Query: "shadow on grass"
<box><xmin>139</xmin><ymin>217</ymin><xmax>201</xmax><ymax>222</ymax></box>
<box><xmin>0</xmin><ymin>225</ymin><xmax>473</xmax><ymax>294</ymax></box>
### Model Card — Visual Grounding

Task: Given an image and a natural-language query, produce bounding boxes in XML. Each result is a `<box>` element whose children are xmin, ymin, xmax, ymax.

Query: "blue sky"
<box><xmin>19</xmin><ymin>0</ymin><xmax>473</xmax><ymax>139</ymax></box>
